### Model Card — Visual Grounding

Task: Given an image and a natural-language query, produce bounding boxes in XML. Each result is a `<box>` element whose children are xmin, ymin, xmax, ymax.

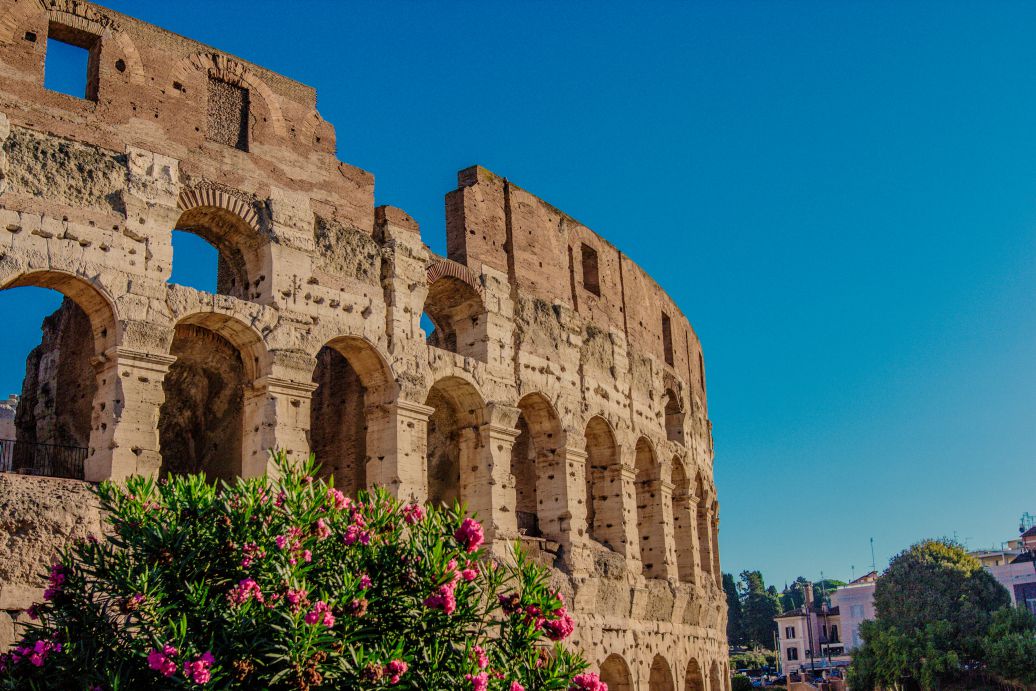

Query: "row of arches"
<box><xmin>598</xmin><ymin>653</ymin><xmax>728</xmax><ymax>691</ymax></box>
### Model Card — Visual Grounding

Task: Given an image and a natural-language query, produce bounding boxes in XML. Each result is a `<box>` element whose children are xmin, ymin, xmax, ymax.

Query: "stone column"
<box><xmin>538</xmin><ymin>442</ymin><xmax>593</xmax><ymax>573</ymax></box>
<box><xmin>657</xmin><ymin>475</ymin><xmax>679</xmax><ymax>581</ymax></box>
<box><xmin>87</xmin><ymin>347</ymin><xmax>175</xmax><ymax>482</ymax></box>
<box><xmin>242</xmin><ymin>376</ymin><xmax>316</xmax><ymax>478</ymax></box>
<box><xmin>365</xmin><ymin>398</ymin><xmax>434</xmax><ymax>501</ymax></box>
<box><xmin>711</xmin><ymin>507</ymin><xmax>722</xmax><ymax>588</ymax></box>
<box><xmin>616</xmin><ymin>455</ymin><xmax>642</xmax><ymax>565</ymax></box>
<box><xmin>637</xmin><ymin>462</ymin><xmax>677</xmax><ymax>580</ymax></box>
<box><xmin>462</xmin><ymin>404</ymin><xmax>520</xmax><ymax>547</ymax></box>
<box><xmin>682</xmin><ymin>493</ymin><xmax>703</xmax><ymax>585</ymax></box>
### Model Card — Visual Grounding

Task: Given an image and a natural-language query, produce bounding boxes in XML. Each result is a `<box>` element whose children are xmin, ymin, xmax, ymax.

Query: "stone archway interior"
<box><xmin>512</xmin><ymin>413</ymin><xmax>539</xmax><ymax>536</ymax></box>
<box><xmin>600</xmin><ymin>654</ymin><xmax>634</xmax><ymax>691</ymax></box>
<box><xmin>310</xmin><ymin>345</ymin><xmax>367</xmax><ymax>496</ymax></box>
<box><xmin>584</xmin><ymin>416</ymin><xmax>621</xmax><ymax>552</ymax></box>
<box><xmin>158</xmin><ymin>324</ymin><xmax>245</xmax><ymax>482</ymax></box>
<box><xmin>425</xmin><ymin>385</ymin><xmax>461</xmax><ymax>507</ymax></box>
<box><xmin>686</xmin><ymin>659</ymin><xmax>706</xmax><ymax>691</ymax></box>
<box><xmin>649</xmin><ymin>654</ymin><xmax>676</xmax><ymax>691</ymax></box>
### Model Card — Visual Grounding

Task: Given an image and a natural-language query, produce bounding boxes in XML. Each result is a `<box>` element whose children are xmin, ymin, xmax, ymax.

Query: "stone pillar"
<box><xmin>538</xmin><ymin>442</ymin><xmax>593</xmax><ymax>573</ymax></box>
<box><xmin>242</xmin><ymin>377</ymin><xmax>316</xmax><ymax>478</ymax></box>
<box><xmin>365</xmin><ymin>398</ymin><xmax>434</xmax><ymax>501</ymax></box>
<box><xmin>637</xmin><ymin>462</ymin><xmax>677</xmax><ymax>580</ymax></box>
<box><xmin>616</xmin><ymin>455</ymin><xmax>642</xmax><ymax>565</ymax></box>
<box><xmin>462</xmin><ymin>404</ymin><xmax>520</xmax><ymax>547</ymax></box>
<box><xmin>681</xmin><ymin>493</ymin><xmax>703</xmax><ymax>585</ymax></box>
<box><xmin>87</xmin><ymin>347</ymin><xmax>175</xmax><ymax>482</ymax></box>
<box><xmin>657</xmin><ymin>475</ymin><xmax>679</xmax><ymax>581</ymax></box>
<box><xmin>698</xmin><ymin>500</ymin><xmax>715</xmax><ymax>584</ymax></box>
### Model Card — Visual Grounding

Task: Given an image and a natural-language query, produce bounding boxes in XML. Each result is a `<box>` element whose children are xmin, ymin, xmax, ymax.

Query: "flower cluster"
<box><xmin>570</xmin><ymin>672</ymin><xmax>609</xmax><ymax>691</ymax></box>
<box><xmin>0</xmin><ymin>452</ymin><xmax>592</xmax><ymax>690</ymax></box>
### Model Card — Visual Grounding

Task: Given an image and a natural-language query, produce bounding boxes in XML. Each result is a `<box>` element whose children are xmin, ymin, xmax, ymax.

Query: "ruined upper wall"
<box><xmin>0</xmin><ymin>0</ymin><xmax>373</xmax><ymax>234</ymax></box>
<box><xmin>446</xmin><ymin>166</ymin><xmax>708</xmax><ymax>411</ymax></box>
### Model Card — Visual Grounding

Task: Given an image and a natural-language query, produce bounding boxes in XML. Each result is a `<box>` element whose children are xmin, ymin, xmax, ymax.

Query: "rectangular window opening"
<box><xmin>44</xmin><ymin>22</ymin><xmax>100</xmax><ymax>101</ymax></box>
<box><xmin>580</xmin><ymin>243</ymin><xmax>600</xmax><ymax>297</ymax></box>
<box><xmin>661</xmin><ymin>311</ymin><xmax>674</xmax><ymax>366</ymax></box>
<box><xmin>207</xmin><ymin>76</ymin><xmax>250</xmax><ymax>151</ymax></box>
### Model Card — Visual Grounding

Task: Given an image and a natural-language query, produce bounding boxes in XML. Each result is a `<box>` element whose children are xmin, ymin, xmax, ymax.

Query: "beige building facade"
<box><xmin>0</xmin><ymin>1</ymin><xmax>728</xmax><ymax>688</ymax></box>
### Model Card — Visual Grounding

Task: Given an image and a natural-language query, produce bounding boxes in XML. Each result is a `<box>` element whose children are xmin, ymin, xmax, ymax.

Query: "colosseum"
<box><xmin>0</xmin><ymin>1</ymin><xmax>728</xmax><ymax>688</ymax></box>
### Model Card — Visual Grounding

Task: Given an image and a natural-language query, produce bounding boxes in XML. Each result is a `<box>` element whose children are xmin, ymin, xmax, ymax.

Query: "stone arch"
<box><xmin>174</xmin><ymin>189</ymin><xmax>267</xmax><ymax>300</ymax></box>
<box><xmin>584</xmin><ymin>415</ymin><xmax>624</xmax><ymax>553</ymax></box>
<box><xmin>423</xmin><ymin>261</ymin><xmax>486</xmax><ymax>358</ymax></box>
<box><xmin>696</xmin><ymin>472</ymin><xmax>714</xmax><ymax>583</ymax></box>
<box><xmin>424</xmin><ymin>375</ymin><xmax>485</xmax><ymax>508</ymax></box>
<box><xmin>685</xmin><ymin>658</ymin><xmax>706</xmax><ymax>691</ymax></box>
<box><xmin>664</xmin><ymin>388</ymin><xmax>684</xmax><ymax>444</ymax></box>
<box><xmin>0</xmin><ymin>270</ymin><xmax>118</xmax><ymax>477</ymax></box>
<box><xmin>635</xmin><ymin>437</ymin><xmax>665</xmax><ymax>577</ymax></box>
<box><xmin>158</xmin><ymin>312</ymin><xmax>266</xmax><ymax>482</ymax></box>
<box><xmin>599</xmin><ymin>654</ymin><xmax>634</xmax><ymax>691</ymax></box>
<box><xmin>648</xmin><ymin>654</ymin><xmax>675</xmax><ymax>691</ymax></box>
<box><xmin>671</xmin><ymin>457</ymin><xmax>697</xmax><ymax>584</ymax></box>
<box><xmin>709</xmin><ymin>660</ymin><xmax>722</xmax><ymax>691</ymax></box>
<box><xmin>172</xmin><ymin>52</ymin><xmax>288</xmax><ymax>139</ymax></box>
<box><xmin>309</xmin><ymin>335</ymin><xmax>396</xmax><ymax>497</ymax></box>
<box><xmin>512</xmin><ymin>392</ymin><xmax>563</xmax><ymax>539</ymax></box>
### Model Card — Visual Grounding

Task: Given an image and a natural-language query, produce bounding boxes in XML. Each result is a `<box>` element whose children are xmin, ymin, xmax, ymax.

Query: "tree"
<box><xmin>723</xmin><ymin>573</ymin><xmax>745</xmax><ymax>646</ymax></box>
<box><xmin>739</xmin><ymin>571</ymin><xmax>781</xmax><ymax>648</ymax></box>
<box><xmin>0</xmin><ymin>454</ymin><xmax>600</xmax><ymax>690</ymax></box>
<box><xmin>780</xmin><ymin>577</ymin><xmax>810</xmax><ymax>613</ymax></box>
<box><xmin>849</xmin><ymin>539</ymin><xmax>1013</xmax><ymax>690</ymax></box>
<box><xmin>982</xmin><ymin>606</ymin><xmax>1036</xmax><ymax>686</ymax></box>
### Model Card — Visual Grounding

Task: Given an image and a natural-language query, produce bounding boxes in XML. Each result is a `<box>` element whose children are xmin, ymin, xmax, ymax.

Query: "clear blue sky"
<box><xmin>3</xmin><ymin>1</ymin><xmax>1035</xmax><ymax>588</ymax></box>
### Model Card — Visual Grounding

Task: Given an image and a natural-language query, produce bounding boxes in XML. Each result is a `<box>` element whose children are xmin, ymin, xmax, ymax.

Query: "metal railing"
<box><xmin>0</xmin><ymin>438</ymin><xmax>87</xmax><ymax>480</ymax></box>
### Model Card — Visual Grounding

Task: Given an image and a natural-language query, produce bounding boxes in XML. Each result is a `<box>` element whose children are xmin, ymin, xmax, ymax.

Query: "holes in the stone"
<box><xmin>24</xmin><ymin>31</ymin><xmax>37</xmax><ymax>42</ymax></box>
<box><xmin>43</xmin><ymin>23</ymin><xmax>99</xmax><ymax>101</ymax></box>
<box><xmin>170</xmin><ymin>230</ymin><xmax>219</xmax><ymax>293</ymax></box>
<box><xmin>115</xmin><ymin>59</ymin><xmax>126</xmax><ymax>73</ymax></box>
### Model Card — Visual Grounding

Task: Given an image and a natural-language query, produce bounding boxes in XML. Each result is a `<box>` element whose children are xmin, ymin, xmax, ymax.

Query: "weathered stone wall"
<box><xmin>0</xmin><ymin>1</ymin><xmax>728</xmax><ymax>687</ymax></box>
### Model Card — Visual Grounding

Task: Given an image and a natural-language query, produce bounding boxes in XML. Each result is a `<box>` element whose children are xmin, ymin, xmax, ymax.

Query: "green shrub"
<box><xmin>731</xmin><ymin>674</ymin><xmax>754</xmax><ymax>691</ymax></box>
<box><xmin>0</xmin><ymin>453</ymin><xmax>602</xmax><ymax>690</ymax></box>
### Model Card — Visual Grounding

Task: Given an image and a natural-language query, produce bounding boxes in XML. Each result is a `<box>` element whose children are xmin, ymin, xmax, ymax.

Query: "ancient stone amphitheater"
<box><xmin>0</xmin><ymin>1</ymin><xmax>729</xmax><ymax>688</ymax></box>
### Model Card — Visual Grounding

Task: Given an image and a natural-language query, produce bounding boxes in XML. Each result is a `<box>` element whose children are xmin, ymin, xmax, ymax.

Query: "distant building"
<box><xmin>774</xmin><ymin>581</ymin><xmax>857</xmax><ymax>676</ymax></box>
<box><xmin>830</xmin><ymin>572</ymin><xmax>878</xmax><ymax>650</ymax></box>
<box><xmin>971</xmin><ymin>524</ymin><xmax>1036</xmax><ymax>615</ymax></box>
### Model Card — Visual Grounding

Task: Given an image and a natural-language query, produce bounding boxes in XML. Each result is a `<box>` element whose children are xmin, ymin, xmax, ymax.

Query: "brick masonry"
<box><xmin>0</xmin><ymin>2</ymin><xmax>728</xmax><ymax>689</ymax></box>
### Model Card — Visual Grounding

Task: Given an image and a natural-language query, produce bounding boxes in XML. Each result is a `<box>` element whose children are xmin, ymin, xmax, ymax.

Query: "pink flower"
<box><xmin>240</xmin><ymin>542</ymin><xmax>265</xmax><ymax>568</ymax></box>
<box><xmin>387</xmin><ymin>659</ymin><xmax>408</xmax><ymax>684</ymax></box>
<box><xmin>511</xmin><ymin>683</ymin><xmax>526</xmax><ymax>691</ymax></box>
<box><xmin>461</xmin><ymin>568</ymin><xmax>478</xmax><ymax>582</ymax></box>
<box><xmin>305</xmin><ymin>601</ymin><xmax>335</xmax><ymax>627</ymax></box>
<box><xmin>402</xmin><ymin>503</ymin><xmax>425</xmax><ymax>524</ymax></box>
<box><xmin>43</xmin><ymin>564</ymin><xmax>66</xmax><ymax>601</ymax></box>
<box><xmin>571</xmin><ymin>672</ymin><xmax>608</xmax><ymax>691</ymax></box>
<box><xmin>147</xmin><ymin>645</ymin><xmax>178</xmax><ymax>677</ymax></box>
<box><xmin>285</xmin><ymin>588</ymin><xmax>308</xmax><ymax>612</ymax></box>
<box><xmin>423</xmin><ymin>579</ymin><xmax>458</xmax><ymax>615</ymax></box>
<box><xmin>183</xmin><ymin>651</ymin><xmax>214</xmax><ymax>685</ymax></box>
<box><xmin>228</xmin><ymin>578</ymin><xmax>264</xmax><ymax>605</ymax></box>
<box><xmin>327</xmin><ymin>487</ymin><xmax>350</xmax><ymax>510</ymax></box>
<box><xmin>314</xmin><ymin>518</ymin><xmax>331</xmax><ymax>540</ymax></box>
<box><xmin>301</xmin><ymin>549</ymin><xmax>313</xmax><ymax>563</ymax></box>
<box><xmin>454</xmin><ymin>518</ymin><xmax>484</xmax><ymax>553</ymax></box>
<box><xmin>473</xmin><ymin>645</ymin><xmax>489</xmax><ymax>669</ymax></box>
<box><xmin>543</xmin><ymin>607</ymin><xmax>575</xmax><ymax>641</ymax></box>
<box><xmin>343</xmin><ymin>524</ymin><xmax>371</xmax><ymax>546</ymax></box>
<box><xmin>465</xmin><ymin>671</ymin><xmax>489</xmax><ymax>691</ymax></box>
<box><xmin>358</xmin><ymin>573</ymin><xmax>372</xmax><ymax>589</ymax></box>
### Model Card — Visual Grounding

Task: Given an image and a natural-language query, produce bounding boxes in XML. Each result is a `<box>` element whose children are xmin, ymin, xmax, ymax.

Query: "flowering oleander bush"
<box><xmin>0</xmin><ymin>452</ymin><xmax>608</xmax><ymax>691</ymax></box>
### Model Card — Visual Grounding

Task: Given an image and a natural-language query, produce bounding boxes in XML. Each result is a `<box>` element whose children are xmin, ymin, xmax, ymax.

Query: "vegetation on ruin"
<box><xmin>0</xmin><ymin>452</ymin><xmax>606</xmax><ymax>691</ymax></box>
<box><xmin>847</xmin><ymin>539</ymin><xmax>1036</xmax><ymax>690</ymax></box>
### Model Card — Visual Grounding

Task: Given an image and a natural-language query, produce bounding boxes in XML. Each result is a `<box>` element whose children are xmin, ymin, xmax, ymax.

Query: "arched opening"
<box><xmin>685</xmin><ymin>659</ymin><xmax>706</xmax><ymax>691</ymax></box>
<box><xmin>424</xmin><ymin>377</ymin><xmax>484</xmax><ymax>507</ymax></box>
<box><xmin>599</xmin><ymin>654</ymin><xmax>633</xmax><ymax>691</ymax></box>
<box><xmin>635</xmin><ymin>437</ymin><xmax>665</xmax><ymax>577</ymax></box>
<box><xmin>512</xmin><ymin>393</ymin><xmax>563</xmax><ymax>540</ymax></box>
<box><xmin>671</xmin><ymin>458</ymin><xmax>697</xmax><ymax>584</ymax></box>
<box><xmin>0</xmin><ymin>272</ymin><xmax>116</xmax><ymax>479</ymax></box>
<box><xmin>422</xmin><ymin>276</ymin><xmax>484</xmax><ymax>358</ymax></box>
<box><xmin>649</xmin><ymin>655</ymin><xmax>675</xmax><ymax>691</ymax></box>
<box><xmin>710</xmin><ymin>660</ymin><xmax>722</xmax><ymax>691</ymax></box>
<box><xmin>696</xmin><ymin>472</ymin><xmax>713</xmax><ymax>582</ymax></box>
<box><xmin>584</xmin><ymin>416</ymin><xmax>623</xmax><ymax>553</ymax></box>
<box><xmin>158</xmin><ymin>314</ymin><xmax>260</xmax><ymax>482</ymax></box>
<box><xmin>309</xmin><ymin>337</ymin><xmax>393</xmax><ymax>497</ymax></box>
<box><xmin>664</xmin><ymin>388</ymin><xmax>684</xmax><ymax>443</ymax></box>
<box><xmin>171</xmin><ymin>205</ymin><xmax>265</xmax><ymax>300</ymax></box>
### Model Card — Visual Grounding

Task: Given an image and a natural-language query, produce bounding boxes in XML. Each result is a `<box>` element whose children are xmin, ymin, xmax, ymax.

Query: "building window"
<box><xmin>785</xmin><ymin>626</ymin><xmax>795</xmax><ymax>639</ymax></box>
<box><xmin>661</xmin><ymin>312</ymin><xmax>674</xmax><ymax>366</ymax></box>
<box><xmin>850</xmin><ymin>604</ymin><xmax>865</xmax><ymax>618</ymax></box>
<box><xmin>580</xmin><ymin>243</ymin><xmax>600</xmax><ymax>297</ymax></box>
<box><xmin>207</xmin><ymin>76</ymin><xmax>249</xmax><ymax>151</ymax></box>
<box><xmin>787</xmin><ymin>647</ymin><xmax>798</xmax><ymax>661</ymax></box>
<box><xmin>831</xmin><ymin>625</ymin><xmax>839</xmax><ymax>643</ymax></box>
<box><xmin>44</xmin><ymin>22</ymin><xmax>100</xmax><ymax>101</ymax></box>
